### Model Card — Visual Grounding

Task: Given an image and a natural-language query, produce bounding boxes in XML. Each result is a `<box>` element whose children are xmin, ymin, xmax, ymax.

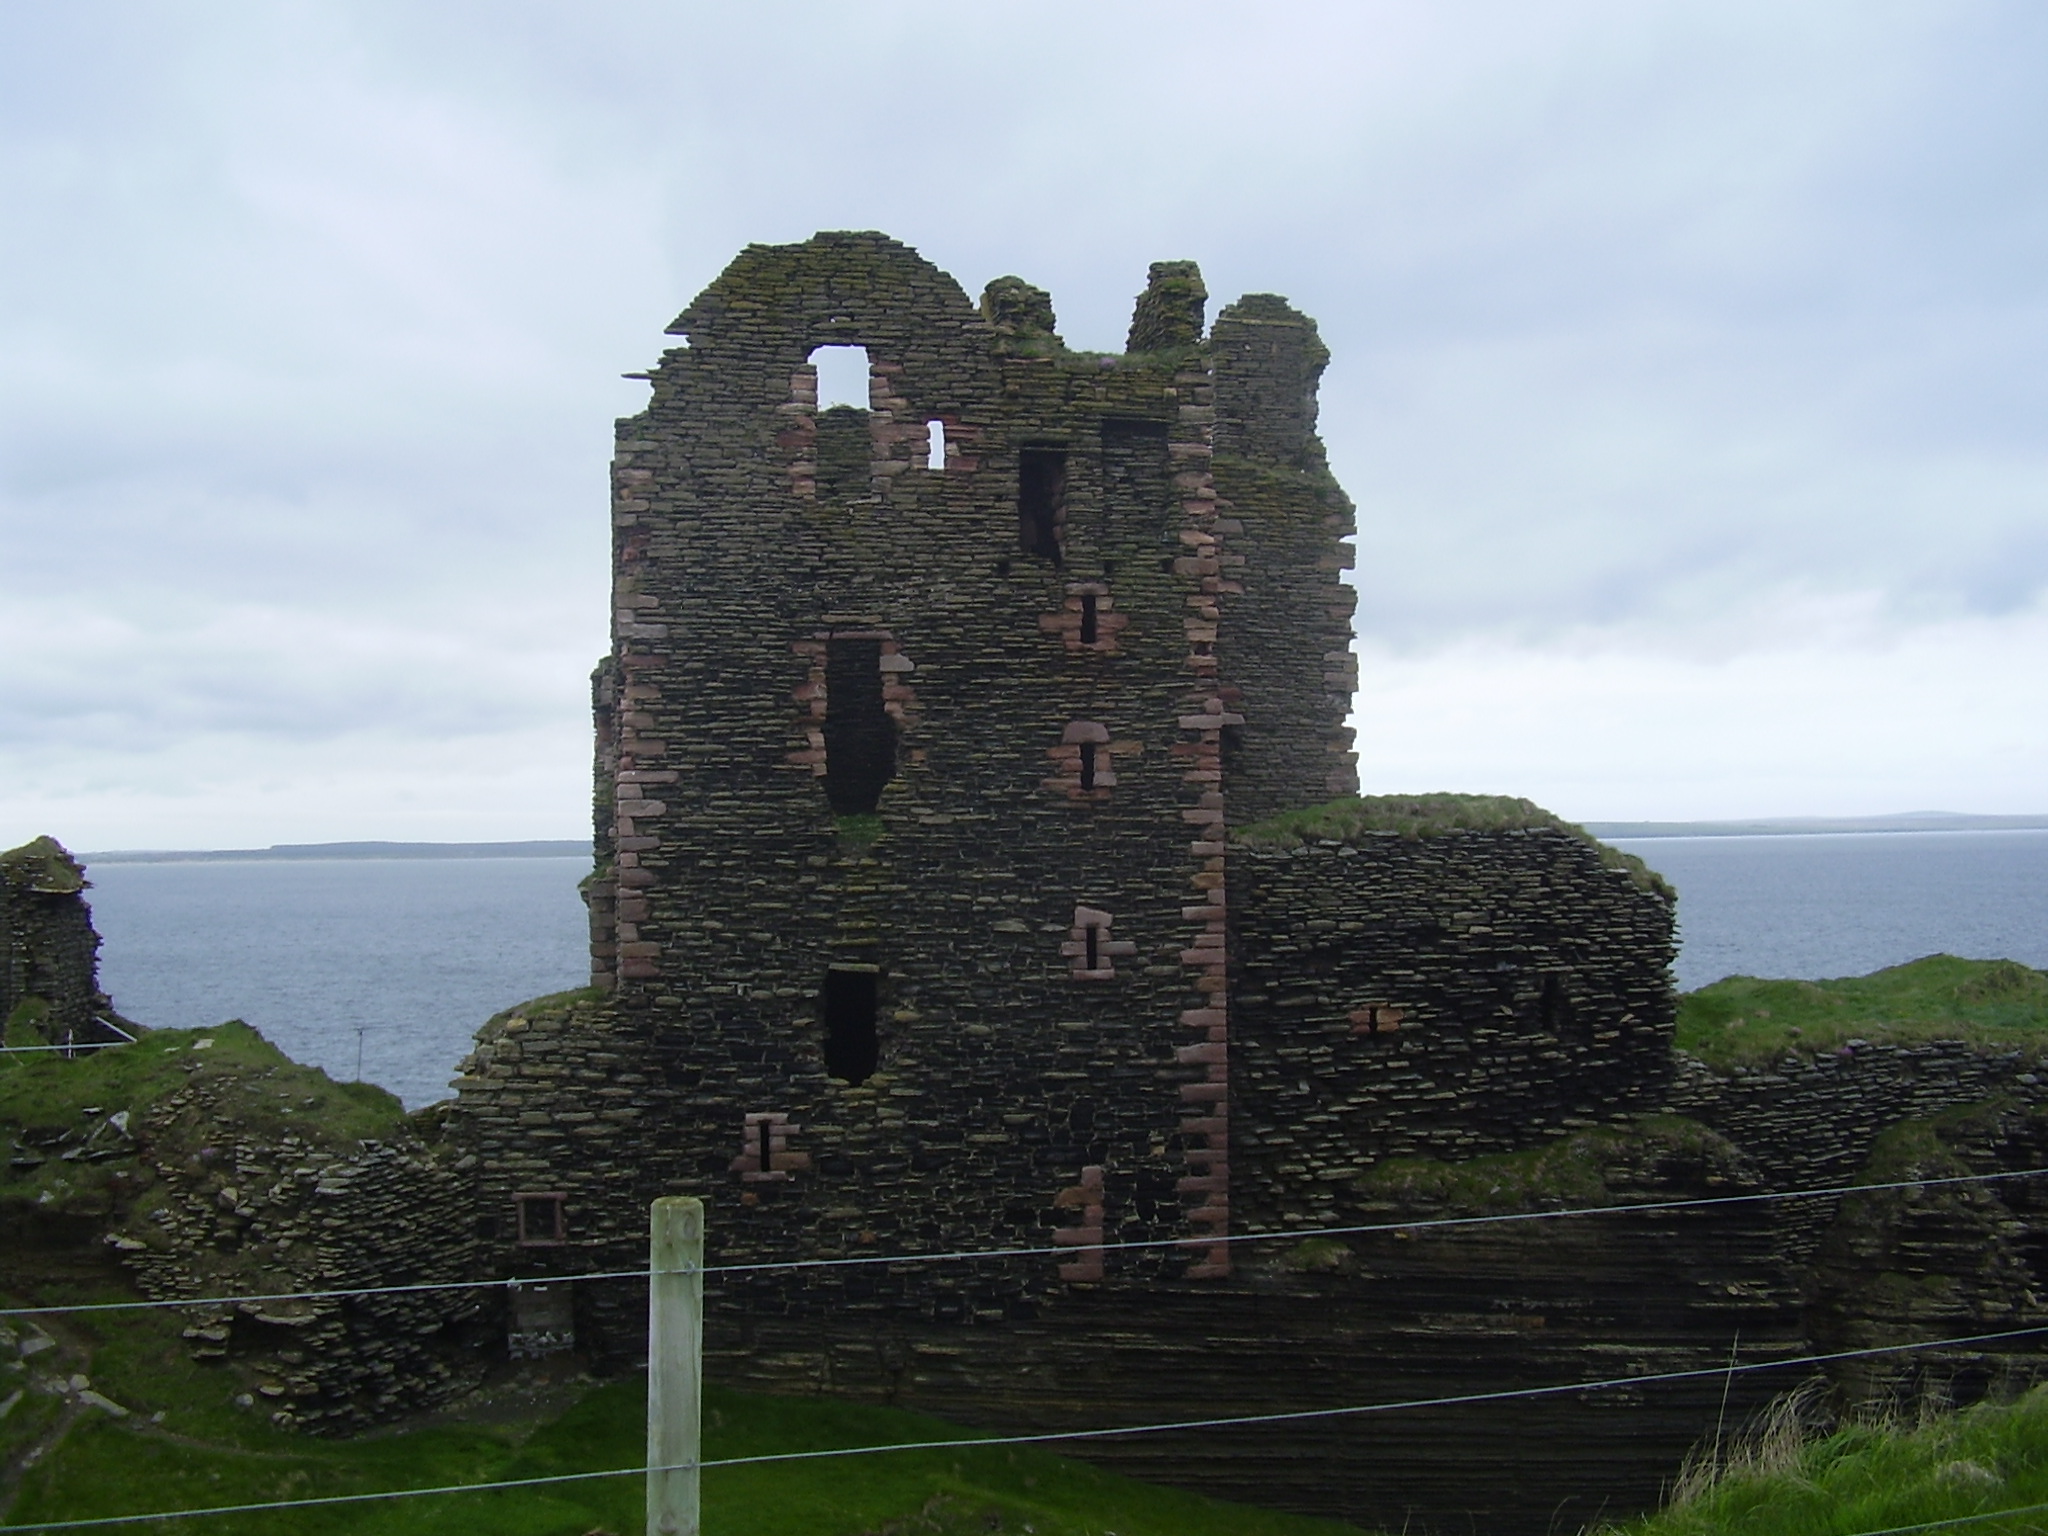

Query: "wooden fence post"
<box><xmin>647</xmin><ymin>1196</ymin><xmax>704</xmax><ymax>1536</ymax></box>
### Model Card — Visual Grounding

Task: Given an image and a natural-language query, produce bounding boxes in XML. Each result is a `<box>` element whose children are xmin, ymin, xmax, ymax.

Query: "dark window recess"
<box><xmin>1079</xmin><ymin>592</ymin><xmax>1099</xmax><ymax>645</ymax></box>
<box><xmin>514</xmin><ymin>1192</ymin><xmax>566</xmax><ymax>1246</ymax></box>
<box><xmin>1078</xmin><ymin>744</ymin><xmax>1097</xmax><ymax>791</ymax></box>
<box><xmin>1084</xmin><ymin>926</ymin><xmax>1100</xmax><ymax>969</ymax></box>
<box><xmin>1539</xmin><ymin>971</ymin><xmax>1576</xmax><ymax>1035</ymax></box>
<box><xmin>823</xmin><ymin>639</ymin><xmax>896</xmax><ymax>814</ymax></box>
<box><xmin>756</xmin><ymin>1119</ymin><xmax>773</xmax><ymax>1173</ymax></box>
<box><xmin>1018</xmin><ymin>448</ymin><xmax>1067</xmax><ymax>564</ymax></box>
<box><xmin>823</xmin><ymin>968</ymin><xmax>880</xmax><ymax>1085</ymax></box>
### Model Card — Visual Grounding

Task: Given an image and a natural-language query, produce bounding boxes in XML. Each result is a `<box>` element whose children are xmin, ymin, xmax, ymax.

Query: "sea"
<box><xmin>76</xmin><ymin>829</ymin><xmax>2048</xmax><ymax>1110</ymax></box>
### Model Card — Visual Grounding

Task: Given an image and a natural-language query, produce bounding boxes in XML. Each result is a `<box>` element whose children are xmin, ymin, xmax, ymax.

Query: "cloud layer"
<box><xmin>3</xmin><ymin>1</ymin><xmax>2043</xmax><ymax>846</ymax></box>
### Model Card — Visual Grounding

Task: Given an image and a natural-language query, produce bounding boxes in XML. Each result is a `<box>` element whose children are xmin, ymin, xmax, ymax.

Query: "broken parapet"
<box><xmin>1</xmin><ymin>836</ymin><xmax>134</xmax><ymax>1049</ymax></box>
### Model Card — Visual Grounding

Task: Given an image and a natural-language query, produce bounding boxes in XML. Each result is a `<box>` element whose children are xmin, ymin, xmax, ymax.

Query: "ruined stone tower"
<box><xmin>447</xmin><ymin>232</ymin><xmax>1680</xmax><ymax>1526</ymax></box>
<box><xmin>567</xmin><ymin>231</ymin><xmax>1361</xmax><ymax>1283</ymax></box>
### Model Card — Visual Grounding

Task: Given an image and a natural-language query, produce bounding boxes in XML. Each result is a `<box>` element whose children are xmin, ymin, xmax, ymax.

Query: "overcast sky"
<box><xmin>3</xmin><ymin>1</ymin><xmax>2044</xmax><ymax>850</ymax></box>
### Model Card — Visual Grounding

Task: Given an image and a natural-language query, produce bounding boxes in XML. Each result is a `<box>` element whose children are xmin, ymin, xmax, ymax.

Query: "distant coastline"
<box><xmin>80</xmin><ymin>840</ymin><xmax>590</xmax><ymax>864</ymax></box>
<box><xmin>77</xmin><ymin>814</ymin><xmax>2048</xmax><ymax>862</ymax></box>
<box><xmin>1585</xmin><ymin>812</ymin><xmax>2048</xmax><ymax>840</ymax></box>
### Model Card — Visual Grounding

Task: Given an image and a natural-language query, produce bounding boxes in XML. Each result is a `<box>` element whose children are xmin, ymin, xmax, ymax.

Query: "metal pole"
<box><xmin>647</xmin><ymin>1196</ymin><xmax>704</xmax><ymax>1536</ymax></box>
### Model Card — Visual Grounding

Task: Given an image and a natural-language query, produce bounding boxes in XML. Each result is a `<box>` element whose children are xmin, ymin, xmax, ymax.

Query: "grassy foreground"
<box><xmin>2</xmin><ymin>1292</ymin><xmax>1371</xmax><ymax>1536</ymax></box>
<box><xmin>1610</xmin><ymin>1385</ymin><xmax>2048</xmax><ymax>1536</ymax></box>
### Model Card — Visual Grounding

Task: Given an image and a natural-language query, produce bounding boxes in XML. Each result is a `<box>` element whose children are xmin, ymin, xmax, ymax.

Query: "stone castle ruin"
<box><xmin>13</xmin><ymin>233</ymin><xmax>2047</xmax><ymax>1535</ymax></box>
<box><xmin>450</xmin><ymin>229</ymin><xmax>1676</xmax><ymax>1307</ymax></box>
<box><xmin>443</xmin><ymin>232</ymin><xmax>1693</xmax><ymax>1520</ymax></box>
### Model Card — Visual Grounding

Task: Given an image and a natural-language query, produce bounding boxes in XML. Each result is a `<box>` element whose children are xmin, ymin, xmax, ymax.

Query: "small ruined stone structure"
<box><xmin>447</xmin><ymin>231</ymin><xmax>1678</xmax><ymax>1382</ymax></box>
<box><xmin>1</xmin><ymin>837</ymin><xmax>128</xmax><ymax>1049</ymax></box>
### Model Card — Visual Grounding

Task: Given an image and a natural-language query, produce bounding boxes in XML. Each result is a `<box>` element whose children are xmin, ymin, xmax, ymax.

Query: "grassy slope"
<box><xmin>1675</xmin><ymin>955</ymin><xmax>2048</xmax><ymax>1068</ymax></box>
<box><xmin>1612</xmin><ymin>1386</ymin><xmax>2048</xmax><ymax>1536</ymax></box>
<box><xmin>4</xmin><ymin>1321</ymin><xmax>1375</xmax><ymax>1536</ymax></box>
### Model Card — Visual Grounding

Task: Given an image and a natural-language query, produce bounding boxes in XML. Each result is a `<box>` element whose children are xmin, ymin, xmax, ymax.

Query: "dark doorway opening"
<box><xmin>823</xmin><ymin>968</ymin><xmax>880</xmax><ymax>1085</ymax></box>
<box><xmin>1018</xmin><ymin>448</ymin><xmax>1067</xmax><ymax>564</ymax></box>
<box><xmin>823</xmin><ymin>639</ymin><xmax>896</xmax><ymax>814</ymax></box>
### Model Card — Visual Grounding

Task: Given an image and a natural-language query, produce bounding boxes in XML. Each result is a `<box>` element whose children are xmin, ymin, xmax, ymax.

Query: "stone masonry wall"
<box><xmin>1669</xmin><ymin>1041</ymin><xmax>2048</xmax><ymax>1185</ymax></box>
<box><xmin>1</xmin><ymin>838</ymin><xmax>111</xmax><ymax>1047</ymax></box>
<box><xmin>452</xmin><ymin>231</ymin><xmax>1361</xmax><ymax>1359</ymax></box>
<box><xmin>1231</xmin><ymin>829</ymin><xmax>1677</xmax><ymax>1228</ymax></box>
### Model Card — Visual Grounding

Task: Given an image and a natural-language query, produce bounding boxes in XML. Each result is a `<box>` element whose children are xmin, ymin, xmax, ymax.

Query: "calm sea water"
<box><xmin>86</xmin><ymin>857</ymin><xmax>590</xmax><ymax>1109</ymax></box>
<box><xmin>1612</xmin><ymin>828</ymin><xmax>2048</xmax><ymax>991</ymax></box>
<box><xmin>79</xmin><ymin>831</ymin><xmax>2048</xmax><ymax>1108</ymax></box>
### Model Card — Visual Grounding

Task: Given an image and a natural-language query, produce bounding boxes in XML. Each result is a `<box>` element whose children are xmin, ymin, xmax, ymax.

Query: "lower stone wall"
<box><xmin>1669</xmin><ymin>1041</ymin><xmax>2048</xmax><ymax>1184</ymax></box>
<box><xmin>1230</xmin><ymin>830</ymin><xmax>1677</xmax><ymax>1225</ymax></box>
<box><xmin>4</xmin><ymin>1062</ymin><xmax>494</xmax><ymax>1435</ymax></box>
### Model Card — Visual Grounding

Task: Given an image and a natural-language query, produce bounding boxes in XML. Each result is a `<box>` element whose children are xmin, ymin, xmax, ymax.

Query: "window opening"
<box><xmin>823</xmin><ymin>968</ymin><xmax>880</xmax><ymax>1085</ymax></box>
<box><xmin>757</xmin><ymin>1118</ymin><xmax>773</xmax><ymax>1173</ymax></box>
<box><xmin>1018</xmin><ymin>448</ymin><xmax>1067</xmax><ymax>565</ymax></box>
<box><xmin>514</xmin><ymin>1192</ymin><xmax>566</xmax><ymax>1246</ymax></box>
<box><xmin>810</xmin><ymin>345</ymin><xmax>871</xmax><ymax>411</ymax></box>
<box><xmin>1084</xmin><ymin>925</ymin><xmax>1100</xmax><ymax>970</ymax></box>
<box><xmin>1539</xmin><ymin>971</ymin><xmax>1576</xmax><ymax>1035</ymax></box>
<box><xmin>926</xmin><ymin>419</ymin><xmax>947</xmax><ymax>471</ymax></box>
<box><xmin>1079</xmin><ymin>592</ymin><xmax>1099</xmax><ymax>644</ymax></box>
<box><xmin>1078</xmin><ymin>743</ymin><xmax>1097</xmax><ymax>791</ymax></box>
<box><xmin>823</xmin><ymin>638</ymin><xmax>896</xmax><ymax>814</ymax></box>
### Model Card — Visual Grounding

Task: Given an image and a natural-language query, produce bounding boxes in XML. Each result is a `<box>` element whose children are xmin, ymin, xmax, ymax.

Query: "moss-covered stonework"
<box><xmin>1</xmin><ymin>1022</ymin><xmax>491</xmax><ymax>1433</ymax></box>
<box><xmin>1</xmin><ymin>837</ymin><xmax>129</xmax><ymax>1050</ymax></box>
<box><xmin>436</xmin><ymin>232</ymin><xmax>1700</xmax><ymax>1532</ymax></box>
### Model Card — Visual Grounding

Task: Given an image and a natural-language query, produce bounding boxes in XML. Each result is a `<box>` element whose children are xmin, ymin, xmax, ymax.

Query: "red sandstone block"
<box><xmin>1176</xmin><ymin>1175</ymin><xmax>1225</xmax><ymax>1194</ymax></box>
<box><xmin>1052</xmin><ymin>1227</ymin><xmax>1104</xmax><ymax>1247</ymax></box>
<box><xmin>620</xmin><ymin>959</ymin><xmax>660</xmax><ymax>979</ymax></box>
<box><xmin>1181</xmin><ymin>1115</ymin><xmax>1228</xmax><ymax>1136</ymax></box>
<box><xmin>1186</xmin><ymin>1202</ymin><xmax>1229</xmax><ymax>1224</ymax></box>
<box><xmin>1180</xmin><ymin>1009</ymin><xmax>1226</xmax><ymax>1028</ymax></box>
<box><xmin>1057</xmin><ymin>1260</ymin><xmax>1104</xmax><ymax>1282</ymax></box>
<box><xmin>617</xmin><ymin>942</ymin><xmax>661</xmax><ymax>958</ymax></box>
<box><xmin>1175</xmin><ymin>1042</ymin><xmax>1226</xmax><ymax>1065</ymax></box>
<box><xmin>1185</xmin><ymin>1261</ymin><xmax>1232</xmax><ymax>1281</ymax></box>
<box><xmin>1180</xmin><ymin>1083</ymin><xmax>1228</xmax><ymax>1103</ymax></box>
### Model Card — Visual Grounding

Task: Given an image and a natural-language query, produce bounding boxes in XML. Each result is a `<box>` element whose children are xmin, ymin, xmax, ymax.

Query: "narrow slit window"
<box><xmin>1018</xmin><ymin>448</ymin><xmax>1067</xmax><ymax>564</ymax></box>
<box><xmin>1079</xmin><ymin>744</ymin><xmax>1097</xmax><ymax>791</ymax></box>
<box><xmin>810</xmin><ymin>345</ymin><xmax>871</xmax><ymax>411</ymax></box>
<box><xmin>823</xmin><ymin>968</ymin><xmax>880</xmax><ymax>1085</ymax></box>
<box><xmin>1084</xmin><ymin>925</ymin><xmax>1100</xmax><ymax>970</ymax></box>
<box><xmin>1079</xmin><ymin>592</ymin><xmax>1099</xmax><ymax>645</ymax></box>
<box><xmin>823</xmin><ymin>638</ymin><xmax>896</xmax><ymax>814</ymax></box>
<box><xmin>926</xmin><ymin>419</ymin><xmax>947</xmax><ymax>471</ymax></box>
<box><xmin>756</xmin><ymin>1118</ymin><xmax>773</xmax><ymax>1173</ymax></box>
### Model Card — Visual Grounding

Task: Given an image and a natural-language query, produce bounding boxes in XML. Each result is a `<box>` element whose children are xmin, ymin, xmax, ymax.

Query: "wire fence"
<box><xmin>4</xmin><ymin>1163</ymin><xmax>2043</xmax><ymax>1322</ymax></box>
<box><xmin>8</xmin><ymin>1323</ymin><xmax>2048</xmax><ymax>1532</ymax></box>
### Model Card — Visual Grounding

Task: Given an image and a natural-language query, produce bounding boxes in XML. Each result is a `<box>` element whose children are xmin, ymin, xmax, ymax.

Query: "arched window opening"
<box><xmin>823</xmin><ymin>968</ymin><xmax>880</xmax><ymax>1085</ymax></box>
<box><xmin>810</xmin><ymin>345</ymin><xmax>872</xmax><ymax>411</ymax></box>
<box><xmin>823</xmin><ymin>638</ymin><xmax>895</xmax><ymax>814</ymax></box>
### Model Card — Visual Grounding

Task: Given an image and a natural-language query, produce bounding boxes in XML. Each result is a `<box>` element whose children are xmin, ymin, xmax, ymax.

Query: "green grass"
<box><xmin>0</xmin><ymin>1019</ymin><xmax>406</xmax><ymax>1153</ymax></box>
<box><xmin>1675</xmin><ymin>956</ymin><xmax>2048</xmax><ymax>1067</ymax></box>
<box><xmin>1608</xmin><ymin>1384</ymin><xmax>2048</xmax><ymax>1536</ymax></box>
<box><xmin>1234</xmin><ymin>794</ymin><xmax>1673</xmax><ymax>898</ymax></box>
<box><xmin>1342</xmin><ymin>1114</ymin><xmax>1740</xmax><ymax>1217</ymax></box>
<box><xmin>3</xmin><ymin>1297</ymin><xmax>1378</xmax><ymax>1536</ymax></box>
